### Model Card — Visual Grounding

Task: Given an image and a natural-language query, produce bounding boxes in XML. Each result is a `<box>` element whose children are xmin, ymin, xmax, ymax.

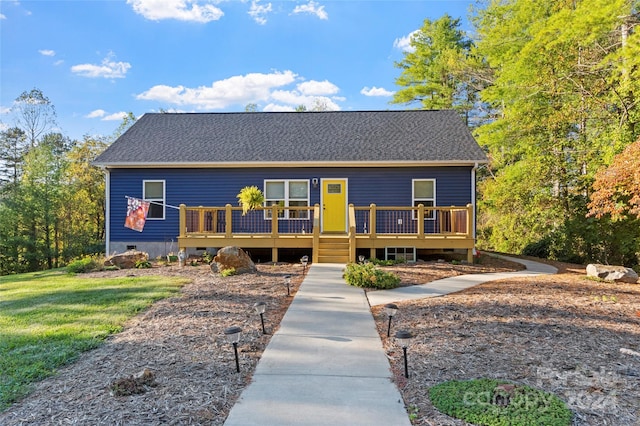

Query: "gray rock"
<box><xmin>104</xmin><ymin>250</ymin><xmax>148</xmax><ymax>269</ymax></box>
<box><xmin>213</xmin><ymin>246</ymin><xmax>256</xmax><ymax>274</ymax></box>
<box><xmin>586</xmin><ymin>264</ymin><xmax>638</xmax><ymax>284</ymax></box>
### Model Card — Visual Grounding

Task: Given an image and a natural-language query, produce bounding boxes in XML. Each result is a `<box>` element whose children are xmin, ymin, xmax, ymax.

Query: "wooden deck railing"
<box><xmin>179</xmin><ymin>203</ymin><xmax>473</xmax><ymax>239</ymax></box>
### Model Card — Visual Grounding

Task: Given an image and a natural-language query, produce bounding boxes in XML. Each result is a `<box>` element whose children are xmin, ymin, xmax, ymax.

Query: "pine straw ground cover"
<box><xmin>373</xmin><ymin>259</ymin><xmax>640</xmax><ymax>426</ymax></box>
<box><xmin>0</xmin><ymin>256</ymin><xmax>638</xmax><ymax>425</ymax></box>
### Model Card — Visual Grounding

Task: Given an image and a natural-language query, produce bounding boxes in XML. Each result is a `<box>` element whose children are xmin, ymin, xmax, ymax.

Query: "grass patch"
<box><xmin>429</xmin><ymin>378</ymin><xmax>572</xmax><ymax>426</ymax></box>
<box><xmin>0</xmin><ymin>270</ymin><xmax>188</xmax><ymax>411</ymax></box>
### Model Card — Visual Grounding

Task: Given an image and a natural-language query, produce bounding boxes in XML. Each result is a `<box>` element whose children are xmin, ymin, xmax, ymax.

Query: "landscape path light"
<box><xmin>284</xmin><ymin>274</ymin><xmax>291</xmax><ymax>296</ymax></box>
<box><xmin>358</xmin><ymin>254</ymin><xmax>366</xmax><ymax>264</ymax></box>
<box><xmin>384</xmin><ymin>303</ymin><xmax>399</xmax><ymax>337</ymax></box>
<box><xmin>395</xmin><ymin>329</ymin><xmax>413</xmax><ymax>378</ymax></box>
<box><xmin>224</xmin><ymin>326</ymin><xmax>242</xmax><ymax>373</ymax></box>
<box><xmin>253</xmin><ymin>301</ymin><xmax>267</xmax><ymax>334</ymax></box>
<box><xmin>301</xmin><ymin>255</ymin><xmax>309</xmax><ymax>274</ymax></box>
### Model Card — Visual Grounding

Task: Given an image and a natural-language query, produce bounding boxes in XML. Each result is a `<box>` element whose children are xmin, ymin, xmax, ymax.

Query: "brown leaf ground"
<box><xmin>1</xmin><ymin>256</ymin><xmax>638</xmax><ymax>425</ymax></box>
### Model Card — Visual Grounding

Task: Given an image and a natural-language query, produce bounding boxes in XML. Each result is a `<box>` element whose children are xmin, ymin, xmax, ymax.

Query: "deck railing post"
<box><xmin>348</xmin><ymin>204</ymin><xmax>356</xmax><ymax>263</ymax></box>
<box><xmin>369</xmin><ymin>203</ymin><xmax>377</xmax><ymax>259</ymax></box>
<box><xmin>271</xmin><ymin>204</ymin><xmax>279</xmax><ymax>237</ymax></box>
<box><xmin>225</xmin><ymin>204</ymin><xmax>233</xmax><ymax>237</ymax></box>
<box><xmin>179</xmin><ymin>204</ymin><xmax>187</xmax><ymax>237</ymax></box>
<box><xmin>198</xmin><ymin>206</ymin><xmax>204</xmax><ymax>233</ymax></box>
<box><xmin>312</xmin><ymin>204</ymin><xmax>320</xmax><ymax>264</ymax></box>
<box><xmin>417</xmin><ymin>204</ymin><xmax>425</xmax><ymax>238</ymax></box>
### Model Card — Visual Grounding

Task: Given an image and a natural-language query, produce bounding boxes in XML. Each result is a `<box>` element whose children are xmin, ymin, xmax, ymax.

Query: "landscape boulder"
<box><xmin>213</xmin><ymin>246</ymin><xmax>256</xmax><ymax>274</ymax></box>
<box><xmin>104</xmin><ymin>250</ymin><xmax>148</xmax><ymax>269</ymax></box>
<box><xmin>586</xmin><ymin>264</ymin><xmax>639</xmax><ymax>284</ymax></box>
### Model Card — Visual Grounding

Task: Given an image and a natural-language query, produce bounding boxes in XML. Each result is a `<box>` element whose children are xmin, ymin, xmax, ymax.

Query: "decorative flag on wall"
<box><xmin>125</xmin><ymin>197</ymin><xmax>150</xmax><ymax>232</ymax></box>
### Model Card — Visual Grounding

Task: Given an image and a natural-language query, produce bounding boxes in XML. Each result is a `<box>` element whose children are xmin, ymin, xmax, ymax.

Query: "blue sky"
<box><xmin>0</xmin><ymin>0</ymin><xmax>474</xmax><ymax>141</ymax></box>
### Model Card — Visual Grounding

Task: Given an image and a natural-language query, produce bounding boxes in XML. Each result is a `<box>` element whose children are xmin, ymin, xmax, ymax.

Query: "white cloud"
<box><xmin>0</xmin><ymin>106</ymin><xmax>11</xmax><ymax>115</ymax></box>
<box><xmin>360</xmin><ymin>86</ymin><xmax>395</xmax><ymax>97</ymax></box>
<box><xmin>39</xmin><ymin>49</ymin><xmax>55</xmax><ymax>56</ymax></box>
<box><xmin>393</xmin><ymin>30</ymin><xmax>418</xmax><ymax>53</ymax></box>
<box><xmin>86</xmin><ymin>109</ymin><xmax>106</xmax><ymax>118</ymax></box>
<box><xmin>0</xmin><ymin>14</ymin><xmax>7</xmax><ymax>20</ymax></box>
<box><xmin>71</xmin><ymin>54</ymin><xmax>131</xmax><ymax>79</ymax></box>
<box><xmin>248</xmin><ymin>0</ymin><xmax>272</xmax><ymax>25</ymax></box>
<box><xmin>127</xmin><ymin>0</ymin><xmax>223</xmax><ymax>23</ymax></box>
<box><xmin>298</xmin><ymin>80</ymin><xmax>338</xmax><ymax>96</ymax></box>
<box><xmin>292</xmin><ymin>1</ymin><xmax>328</xmax><ymax>20</ymax></box>
<box><xmin>263</xmin><ymin>103</ymin><xmax>295</xmax><ymax>112</ymax></box>
<box><xmin>86</xmin><ymin>109</ymin><xmax>130</xmax><ymax>121</ymax></box>
<box><xmin>54</xmin><ymin>59</ymin><xmax>64</xmax><ymax>66</ymax></box>
<box><xmin>103</xmin><ymin>112</ymin><xmax>129</xmax><ymax>121</ymax></box>
<box><xmin>136</xmin><ymin>70</ymin><xmax>299</xmax><ymax>109</ymax></box>
<box><xmin>136</xmin><ymin>70</ymin><xmax>344</xmax><ymax>111</ymax></box>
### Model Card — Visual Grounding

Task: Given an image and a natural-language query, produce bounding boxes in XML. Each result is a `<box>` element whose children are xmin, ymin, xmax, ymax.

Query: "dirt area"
<box><xmin>1</xmin><ymin>256</ymin><xmax>639</xmax><ymax>425</ymax></box>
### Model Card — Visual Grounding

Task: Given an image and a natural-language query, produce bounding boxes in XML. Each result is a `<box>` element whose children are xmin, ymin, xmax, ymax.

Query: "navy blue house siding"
<box><xmin>108</xmin><ymin>166</ymin><xmax>473</xmax><ymax>243</ymax></box>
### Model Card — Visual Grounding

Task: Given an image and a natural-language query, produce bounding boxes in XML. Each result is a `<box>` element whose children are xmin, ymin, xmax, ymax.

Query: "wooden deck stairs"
<box><xmin>316</xmin><ymin>235</ymin><xmax>350</xmax><ymax>263</ymax></box>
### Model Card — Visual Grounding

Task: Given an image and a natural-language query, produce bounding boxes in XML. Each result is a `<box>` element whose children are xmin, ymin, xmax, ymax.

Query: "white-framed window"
<box><xmin>385</xmin><ymin>247</ymin><xmax>416</xmax><ymax>262</ymax></box>
<box><xmin>412</xmin><ymin>179</ymin><xmax>436</xmax><ymax>220</ymax></box>
<box><xmin>264</xmin><ymin>180</ymin><xmax>309</xmax><ymax>219</ymax></box>
<box><xmin>143</xmin><ymin>180</ymin><xmax>165</xmax><ymax>220</ymax></box>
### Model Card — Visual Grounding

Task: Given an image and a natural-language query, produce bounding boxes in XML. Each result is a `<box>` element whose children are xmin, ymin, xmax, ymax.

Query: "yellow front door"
<box><xmin>322</xmin><ymin>179</ymin><xmax>347</xmax><ymax>232</ymax></box>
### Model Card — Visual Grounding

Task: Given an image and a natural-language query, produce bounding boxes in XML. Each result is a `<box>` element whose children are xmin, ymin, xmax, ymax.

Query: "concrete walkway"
<box><xmin>224</xmin><ymin>255</ymin><xmax>556</xmax><ymax>425</ymax></box>
<box><xmin>224</xmin><ymin>263</ymin><xmax>411</xmax><ymax>426</ymax></box>
<box><xmin>367</xmin><ymin>254</ymin><xmax>557</xmax><ymax>306</ymax></box>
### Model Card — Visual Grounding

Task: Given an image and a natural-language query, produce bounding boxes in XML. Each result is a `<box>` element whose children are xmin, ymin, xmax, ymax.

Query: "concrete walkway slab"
<box><xmin>224</xmin><ymin>263</ymin><xmax>411</xmax><ymax>426</ymax></box>
<box><xmin>367</xmin><ymin>254</ymin><xmax>557</xmax><ymax>306</ymax></box>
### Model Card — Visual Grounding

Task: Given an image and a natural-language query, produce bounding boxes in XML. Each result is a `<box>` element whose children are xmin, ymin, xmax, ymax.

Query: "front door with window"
<box><xmin>322</xmin><ymin>179</ymin><xmax>347</xmax><ymax>232</ymax></box>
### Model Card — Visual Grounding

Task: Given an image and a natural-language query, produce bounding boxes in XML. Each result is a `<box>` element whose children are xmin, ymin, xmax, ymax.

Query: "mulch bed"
<box><xmin>1</xmin><ymin>256</ymin><xmax>639</xmax><ymax>425</ymax></box>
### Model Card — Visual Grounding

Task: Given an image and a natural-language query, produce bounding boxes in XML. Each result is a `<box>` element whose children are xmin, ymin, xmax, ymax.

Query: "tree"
<box><xmin>13</xmin><ymin>88</ymin><xmax>57</xmax><ymax>147</ymax></box>
<box><xmin>588</xmin><ymin>139</ymin><xmax>640</xmax><ymax>220</ymax></box>
<box><xmin>0</xmin><ymin>127</ymin><xmax>27</xmax><ymax>189</ymax></box>
<box><xmin>391</xmin><ymin>14</ymin><xmax>478</xmax><ymax>122</ymax></box>
<box><xmin>245</xmin><ymin>103</ymin><xmax>258</xmax><ymax>112</ymax></box>
<box><xmin>472</xmin><ymin>0</ymin><xmax>640</xmax><ymax>263</ymax></box>
<box><xmin>112</xmin><ymin>112</ymin><xmax>137</xmax><ymax>140</ymax></box>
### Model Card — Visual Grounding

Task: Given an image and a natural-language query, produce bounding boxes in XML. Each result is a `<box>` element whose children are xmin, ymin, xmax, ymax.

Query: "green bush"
<box><xmin>135</xmin><ymin>259</ymin><xmax>152</xmax><ymax>269</ymax></box>
<box><xmin>429</xmin><ymin>378</ymin><xmax>572</xmax><ymax>426</ymax></box>
<box><xmin>220</xmin><ymin>267</ymin><xmax>236</xmax><ymax>277</ymax></box>
<box><xmin>368</xmin><ymin>258</ymin><xmax>406</xmax><ymax>266</ymax></box>
<box><xmin>343</xmin><ymin>262</ymin><xmax>400</xmax><ymax>289</ymax></box>
<box><xmin>66</xmin><ymin>257</ymin><xmax>98</xmax><ymax>273</ymax></box>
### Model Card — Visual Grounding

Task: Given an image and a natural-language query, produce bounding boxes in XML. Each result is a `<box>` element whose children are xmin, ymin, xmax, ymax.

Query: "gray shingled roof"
<box><xmin>93</xmin><ymin>110</ymin><xmax>487</xmax><ymax>166</ymax></box>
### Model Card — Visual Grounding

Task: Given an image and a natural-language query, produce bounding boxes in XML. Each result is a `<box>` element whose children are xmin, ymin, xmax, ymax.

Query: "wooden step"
<box><xmin>316</xmin><ymin>237</ymin><xmax>350</xmax><ymax>263</ymax></box>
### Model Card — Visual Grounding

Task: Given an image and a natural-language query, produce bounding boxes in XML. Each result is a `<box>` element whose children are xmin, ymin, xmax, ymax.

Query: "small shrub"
<box><xmin>343</xmin><ymin>262</ymin><xmax>400</xmax><ymax>289</ymax></box>
<box><xmin>135</xmin><ymin>259</ymin><xmax>152</xmax><ymax>269</ymax></box>
<box><xmin>66</xmin><ymin>257</ymin><xmax>99</xmax><ymax>274</ymax></box>
<box><xmin>201</xmin><ymin>251</ymin><xmax>213</xmax><ymax>264</ymax></box>
<box><xmin>220</xmin><ymin>267</ymin><xmax>237</xmax><ymax>277</ymax></box>
<box><xmin>368</xmin><ymin>258</ymin><xmax>406</xmax><ymax>266</ymax></box>
<box><xmin>429</xmin><ymin>378</ymin><xmax>572</xmax><ymax>426</ymax></box>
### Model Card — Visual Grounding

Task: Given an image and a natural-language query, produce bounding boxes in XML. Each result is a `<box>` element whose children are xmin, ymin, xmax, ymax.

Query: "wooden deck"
<box><xmin>178</xmin><ymin>204</ymin><xmax>475</xmax><ymax>263</ymax></box>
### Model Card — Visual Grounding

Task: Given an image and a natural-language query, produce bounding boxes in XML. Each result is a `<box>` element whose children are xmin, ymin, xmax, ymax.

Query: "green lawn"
<box><xmin>0</xmin><ymin>270</ymin><xmax>188</xmax><ymax>411</ymax></box>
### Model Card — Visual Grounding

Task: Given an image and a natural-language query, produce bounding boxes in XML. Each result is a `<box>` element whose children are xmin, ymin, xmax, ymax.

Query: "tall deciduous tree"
<box><xmin>13</xmin><ymin>88</ymin><xmax>57</xmax><ymax>148</ymax></box>
<box><xmin>472</xmin><ymin>0</ymin><xmax>640</xmax><ymax>263</ymax></box>
<box><xmin>588</xmin><ymin>139</ymin><xmax>640</xmax><ymax>220</ymax></box>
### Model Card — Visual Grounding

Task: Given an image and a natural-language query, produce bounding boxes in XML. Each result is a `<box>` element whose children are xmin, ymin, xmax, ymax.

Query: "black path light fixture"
<box><xmin>224</xmin><ymin>326</ymin><xmax>242</xmax><ymax>373</ymax></box>
<box><xmin>395</xmin><ymin>329</ymin><xmax>414</xmax><ymax>378</ymax></box>
<box><xmin>384</xmin><ymin>303</ymin><xmax>399</xmax><ymax>337</ymax></box>
<box><xmin>253</xmin><ymin>301</ymin><xmax>267</xmax><ymax>334</ymax></box>
<box><xmin>301</xmin><ymin>255</ymin><xmax>309</xmax><ymax>274</ymax></box>
<box><xmin>284</xmin><ymin>274</ymin><xmax>291</xmax><ymax>296</ymax></box>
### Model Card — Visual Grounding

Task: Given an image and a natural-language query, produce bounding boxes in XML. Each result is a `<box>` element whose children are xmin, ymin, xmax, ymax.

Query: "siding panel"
<box><xmin>109</xmin><ymin>166</ymin><xmax>473</xmax><ymax>242</ymax></box>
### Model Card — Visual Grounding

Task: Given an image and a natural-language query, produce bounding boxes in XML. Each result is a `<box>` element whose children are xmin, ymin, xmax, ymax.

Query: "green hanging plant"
<box><xmin>237</xmin><ymin>186</ymin><xmax>265</xmax><ymax>215</ymax></box>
